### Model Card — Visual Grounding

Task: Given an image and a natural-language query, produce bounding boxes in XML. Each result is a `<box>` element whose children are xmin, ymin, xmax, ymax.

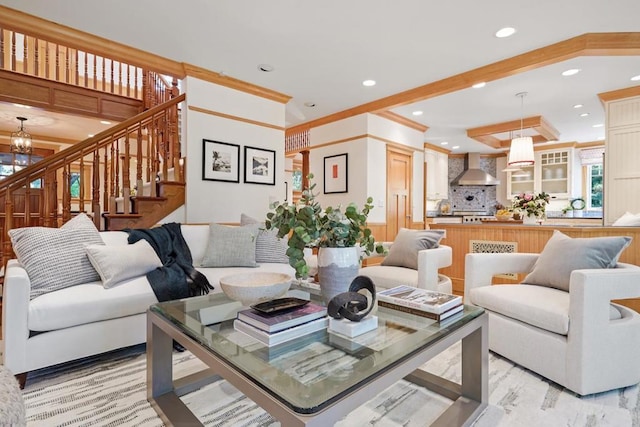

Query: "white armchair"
<box><xmin>359</xmin><ymin>243</ymin><xmax>453</xmax><ymax>294</ymax></box>
<box><xmin>465</xmin><ymin>252</ymin><xmax>640</xmax><ymax>396</ymax></box>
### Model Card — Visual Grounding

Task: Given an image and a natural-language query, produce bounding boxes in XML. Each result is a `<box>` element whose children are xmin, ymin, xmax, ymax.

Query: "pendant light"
<box><xmin>10</xmin><ymin>116</ymin><xmax>33</xmax><ymax>154</ymax></box>
<box><xmin>508</xmin><ymin>92</ymin><xmax>534</xmax><ymax>167</ymax></box>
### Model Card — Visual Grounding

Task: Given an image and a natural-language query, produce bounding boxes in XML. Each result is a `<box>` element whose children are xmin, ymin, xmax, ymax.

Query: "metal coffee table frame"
<box><xmin>147</xmin><ymin>308</ymin><xmax>487</xmax><ymax>427</ymax></box>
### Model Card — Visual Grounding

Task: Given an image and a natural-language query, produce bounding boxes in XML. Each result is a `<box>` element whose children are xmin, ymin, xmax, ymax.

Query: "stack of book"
<box><xmin>377</xmin><ymin>285</ymin><xmax>463</xmax><ymax>322</ymax></box>
<box><xmin>233</xmin><ymin>302</ymin><xmax>328</xmax><ymax>347</ymax></box>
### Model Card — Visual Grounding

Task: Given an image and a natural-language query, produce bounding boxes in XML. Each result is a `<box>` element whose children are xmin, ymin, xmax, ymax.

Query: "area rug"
<box><xmin>21</xmin><ymin>342</ymin><xmax>640</xmax><ymax>426</ymax></box>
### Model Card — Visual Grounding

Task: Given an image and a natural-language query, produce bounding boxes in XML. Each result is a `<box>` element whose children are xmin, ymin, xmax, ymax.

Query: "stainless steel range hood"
<box><xmin>450</xmin><ymin>153</ymin><xmax>500</xmax><ymax>186</ymax></box>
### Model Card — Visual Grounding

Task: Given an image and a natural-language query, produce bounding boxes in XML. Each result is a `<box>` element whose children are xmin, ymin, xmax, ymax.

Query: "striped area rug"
<box><xmin>22</xmin><ymin>343</ymin><xmax>640</xmax><ymax>426</ymax></box>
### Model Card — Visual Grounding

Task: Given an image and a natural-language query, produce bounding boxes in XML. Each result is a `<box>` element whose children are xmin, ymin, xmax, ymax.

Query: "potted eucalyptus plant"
<box><xmin>265</xmin><ymin>174</ymin><xmax>383</xmax><ymax>300</ymax></box>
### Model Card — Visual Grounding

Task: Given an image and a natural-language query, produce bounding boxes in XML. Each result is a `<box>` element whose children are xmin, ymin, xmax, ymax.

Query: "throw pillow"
<box><xmin>9</xmin><ymin>213</ymin><xmax>104</xmax><ymax>300</ymax></box>
<box><xmin>240</xmin><ymin>213</ymin><xmax>289</xmax><ymax>263</ymax></box>
<box><xmin>522</xmin><ymin>230</ymin><xmax>632</xmax><ymax>292</ymax></box>
<box><xmin>86</xmin><ymin>239</ymin><xmax>163</xmax><ymax>288</ymax></box>
<box><xmin>381</xmin><ymin>228</ymin><xmax>445</xmax><ymax>270</ymax></box>
<box><xmin>612</xmin><ymin>212</ymin><xmax>640</xmax><ymax>227</ymax></box>
<box><xmin>200</xmin><ymin>223</ymin><xmax>259</xmax><ymax>267</ymax></box>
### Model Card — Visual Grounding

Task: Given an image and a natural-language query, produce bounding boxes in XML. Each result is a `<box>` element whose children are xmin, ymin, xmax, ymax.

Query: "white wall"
<box><xmin>183</xmin><ymin>76</ymin><xmax>286</xmax><ymax>223</ymax></box>
<box><xmin>307</xmin><ymin>113</ymin><xmax>426</xmax><ymax>226</ymax></box>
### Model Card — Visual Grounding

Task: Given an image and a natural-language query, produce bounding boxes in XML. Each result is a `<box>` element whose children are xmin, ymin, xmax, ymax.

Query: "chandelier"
<box><xmin>10</xmin><ymin>116</ymin><xmax>33</xmax><ymax>154</ymax></box>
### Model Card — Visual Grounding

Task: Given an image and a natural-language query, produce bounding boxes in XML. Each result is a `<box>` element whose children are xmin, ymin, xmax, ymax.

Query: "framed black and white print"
<box><xmin>324</xmin><ymin>153</ymin><xmax>348</xmax><ymax>194</ymax></box>
<box><xmin>244</xmin><ymin>146</ymin><xmax>276</xmax><ymax>185</ymax></box>
<box><xmin>202</xmin><ymin>139</ymin><xmax>240</xmax><ymax>183</ymax></box>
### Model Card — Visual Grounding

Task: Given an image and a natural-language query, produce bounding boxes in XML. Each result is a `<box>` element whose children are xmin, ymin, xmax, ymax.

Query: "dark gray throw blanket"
<box><xmin>126</xmin><ymin>222</ymin><xmax>213</xmax><ymax>302</ymax></box>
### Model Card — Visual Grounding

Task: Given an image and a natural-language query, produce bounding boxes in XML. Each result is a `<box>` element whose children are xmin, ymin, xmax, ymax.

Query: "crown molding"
<box><xmin>598</xmin><ymin>85</ymin><xmax>640</xmax><ymax>103</ymax></box>
<box><xmin>374</xmin><ymin>111</ymin><xmax>428</xmax><ymax>132</ymax></box>
<box><xmin>183</xmin><ymin>63</ymin><xmax>291</xmax><ymax>104</ymax></box>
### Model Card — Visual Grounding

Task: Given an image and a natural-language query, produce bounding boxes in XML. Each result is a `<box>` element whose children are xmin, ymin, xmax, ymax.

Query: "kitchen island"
<box><xmin>429</xmin><ymin>223</ymin><xmax>640</xmax><ymax>311</ymax></box>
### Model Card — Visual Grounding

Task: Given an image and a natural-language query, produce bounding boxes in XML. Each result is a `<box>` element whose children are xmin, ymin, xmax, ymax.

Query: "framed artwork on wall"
<box><xmin>202</xmin><ymin>139</ymin><xmax>240</xmax><ymax>183</ymax></box>
<box><xmin>324</xmin><ymin>153</ymin><xmax>348</xmax><ymax>194</ymax></box>
<box><xmin>244</xmin><ymin>146</ymin><xmax>276</xmax><ymax>185</ymax></box>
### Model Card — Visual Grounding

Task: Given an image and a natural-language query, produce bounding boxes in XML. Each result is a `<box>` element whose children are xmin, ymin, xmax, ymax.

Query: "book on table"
<box><xmin>377</xmin><ymin>300</ymin><xmax>463</xmax><ymax>321</ymax></box>
<box><xmin>236</xmin><ymin>302</ymin><xmax>327</xmax><ymax>333</ymax></box>
<box><xmin>233</xmin><ymin>317</ymin><xmax>328</xmax><ymax>347</ymax></box>
<box><xmin>377</xmin><ymin>285</ymin><xmax>462</xmax><ymax>314</ymax></box>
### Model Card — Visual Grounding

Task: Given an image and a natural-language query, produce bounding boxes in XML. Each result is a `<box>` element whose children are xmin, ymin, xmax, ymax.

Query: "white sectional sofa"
<box><xmin>2</xmin><ymin>223</ymin><xmax>296</xmax><ymax>378</ymax></box>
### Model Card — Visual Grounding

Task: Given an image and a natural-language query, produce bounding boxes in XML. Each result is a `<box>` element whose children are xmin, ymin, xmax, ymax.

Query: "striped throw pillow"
<box><xmin>9</xmin><ymin>213</ymin><xmax>104</xmax><ymax>299</ymax></box>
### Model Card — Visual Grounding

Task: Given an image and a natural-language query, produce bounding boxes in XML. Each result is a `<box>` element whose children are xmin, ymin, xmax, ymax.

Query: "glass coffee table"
<box><xmin>147</xmin><ymin>286</ymin><xmax>487</xmax><ymax>426</ymax></box>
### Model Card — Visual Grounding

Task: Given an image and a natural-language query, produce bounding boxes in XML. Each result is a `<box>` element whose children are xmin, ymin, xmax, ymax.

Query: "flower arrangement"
<box><xmin>511</xmin><ymin>192</ymin><xmax>550</xmax><ymax>218</ymax></box>
<box><xmin>265</xmin><ymin>174</ymin><xmax>384</xmax><ymax>278</ymax></box>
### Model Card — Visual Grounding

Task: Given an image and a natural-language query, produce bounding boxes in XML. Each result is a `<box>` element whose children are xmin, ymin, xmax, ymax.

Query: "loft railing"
<box><xmin>0</xmin><ymin>94</ymin><xmax>185</xmax><ymax>267</ymax></box>
<box><xmin>0</xmin><ymin>27</ymin><xmax>177</xmax><ymax>107</ymax></box>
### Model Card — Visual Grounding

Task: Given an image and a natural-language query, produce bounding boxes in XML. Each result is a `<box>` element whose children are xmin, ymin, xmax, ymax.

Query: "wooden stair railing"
<box><xmin>0</xmin><ymin>94</ymin><xmax>186</xmax><ymax>268</ymax></box>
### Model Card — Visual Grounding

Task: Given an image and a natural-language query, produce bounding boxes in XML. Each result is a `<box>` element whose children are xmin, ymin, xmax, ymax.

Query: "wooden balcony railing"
<box><xmin>0</xmin><ymin>94</ymin><xmax>185</xmax><ymax>267</ymax></box>
<box><xmin>0</xmin><ymin>27</ymin><xmax>177</xmax><ymax>108</ymax></box>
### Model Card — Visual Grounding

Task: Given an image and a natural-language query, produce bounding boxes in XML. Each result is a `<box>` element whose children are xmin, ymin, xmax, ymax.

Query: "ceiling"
<box><xmin>1</xmin><ymin>0</ymin><xmax>639</xmax><ymax>154</ymax></box>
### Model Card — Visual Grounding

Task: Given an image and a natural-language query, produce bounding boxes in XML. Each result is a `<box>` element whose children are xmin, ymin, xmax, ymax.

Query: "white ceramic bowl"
<box><xmin>219</xmin><ymin>272</ymin><xmax>293</xmax><ymax>306</ymax></box>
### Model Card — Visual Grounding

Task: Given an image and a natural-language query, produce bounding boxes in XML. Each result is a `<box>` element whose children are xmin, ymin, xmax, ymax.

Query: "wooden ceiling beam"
<box><xmin>467</xmin><ymin>115</ymin><xmax>560</xmax><ymax>148</ymax></box>
<box><xmin>466</xmin><ymin>116</ymin><xmax>544</xmax><ymax>138</ymax></box>
<box><xmin>533</xmin><ymin>116</ymin><xmax>561</xmax><ymax>141</ymax></box>
<box><xmin>288</xmin><ymin>32</ymin><xmax>640</xmax><ymax>134</ymax></box>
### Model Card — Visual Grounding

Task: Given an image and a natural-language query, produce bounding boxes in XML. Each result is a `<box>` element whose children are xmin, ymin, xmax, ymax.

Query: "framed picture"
<box><xmin>244</xmin><ymin>146</ymin><xmax>276</xmax><ymax>185</ymax></box>
<box><xmin>324</xmin><ymin>153</ymin><xmax>348</xmax><ymax>194</ymax></box>
<box><xmin>202</xmin><ymin>139</ymin><xmax>240</xmax><ymax>183</ymax></box>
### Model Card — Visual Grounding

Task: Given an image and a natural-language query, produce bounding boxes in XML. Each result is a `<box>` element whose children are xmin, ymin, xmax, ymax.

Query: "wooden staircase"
<box><xmin>0</xmin><ymin>24</ymin><xmax>188</xmax><ymax>267</ymax></box>
<box><xmin>0</xmin><ymin>94</ymin><xmax>186</xmax><ymax>267</ymax></box>
<box><xmin>104</xmin><ymin>181</ymin><xmax>185</xmax><ymax>230</ymax></box>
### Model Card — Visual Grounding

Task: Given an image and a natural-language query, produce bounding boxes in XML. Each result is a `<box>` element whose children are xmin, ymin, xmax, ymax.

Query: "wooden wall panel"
<box><xmin>0</xmin><ymin>69</ymin><xmax>143</xmax><ymax>121</ymax></box>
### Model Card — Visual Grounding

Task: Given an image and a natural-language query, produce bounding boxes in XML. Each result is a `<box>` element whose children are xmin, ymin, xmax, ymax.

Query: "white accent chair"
<box><xmin>359</xmin><ymin>243</ymin><xmax>453</xmax><ymax>294</ymax></box>
<box><xmin>465</xmin><ymin>252</ymin><xmax>640</xmax><ymax>395</ymax></box>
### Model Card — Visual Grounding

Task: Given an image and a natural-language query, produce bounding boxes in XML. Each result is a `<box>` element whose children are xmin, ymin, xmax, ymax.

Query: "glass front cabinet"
<box><xmin>507</xmin><ymin>148</ymin><xmax>572</xmax><ymax>198</ymax></box>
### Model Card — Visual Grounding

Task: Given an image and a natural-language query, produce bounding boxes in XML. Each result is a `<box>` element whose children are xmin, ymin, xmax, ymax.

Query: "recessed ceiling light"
<box><xmin>412</xmin><ymin>111</ymin><xmax>423</xmax><ymax>116</ymax></box>
<box><xmin>13</xmin><ymin>103</ymin><xmax>31</xmax><ymax>109</ymax></box>
<box><xmin>631</xmin><ymin>74</ymin><xmax>640</xmax><ymax>81</ymax></box>
<box><xmin>88</xmin><ymin>134</ymin><xmax>94</xmax><ymax>137</ymax></box>
<box><xmin>495</xmin><ymin>27</ymin><xmax>516</xmax><ymax>38</ymax></box>
<box><xmin>100</xmin><ymin>120</ymin><xmax>111</xmax><ymax>125</ymax></box>
<box><xmin>440</xmin><ymin>141</ymin><xmax>448</xmax><ymax>145</ymax></box>
<box><xmin>562</xmin><ymin>68</ymin><xmax>581</xmax><ymax>76</ymax></box>
<box><xmin>592</xmin><ymin>123</ymin><xmax>604</xmax><ymax>128</ymax></box>
<box><xmin>472</xmin><ymin>82</ymin><xmax>486</xmax><ymax>89</ymax></box>
<box><xmin>362</xmin><ymin>80</ymin><xmax>376</xmax><ymax>87</ymax></box>
<box><xmin>580</xmin><ymin>113</ymin><xmax>590</xmax><ymax>117</ymax></box>
<box><xmin>257</xmin><ymin>64</ymin><xmax>274</xmax><ymax>72</ymax></box>
<box><xmin>452</xmin><ymin>145</ymin><xmax>460</xmax><ymax>150</ymax></box>
<box><xmin>304</xmin><ymin>102</ymin><xmax>316</xmax><ymax>108</ymax></box>
<box><xmin>573</xmin><ymin>104</ymin><xmax>583</xmax><ymax>109</ymax></box>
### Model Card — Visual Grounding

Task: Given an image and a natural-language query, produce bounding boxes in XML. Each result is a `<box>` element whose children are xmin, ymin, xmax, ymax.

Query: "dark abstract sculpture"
<box><xmin>327</xmin><ymin>276</ymin><xmax>376</xmax><ymax>322</ymax></box>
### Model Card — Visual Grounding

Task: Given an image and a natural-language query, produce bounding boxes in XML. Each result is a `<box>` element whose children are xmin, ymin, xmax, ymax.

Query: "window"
<box><xmin>0</xmin><ymin>152</ymin><xmax>44</xmax><ymax>187</ymax></box>
<box><xmin>70</xmin><ymin>172</ymin><xmax>81</xmax><ymax>198</ymax></box>
<box><xmin>292</xmin><ymin>170</ymin><xmax>303</xmax><ymax>191</ymax></box>
<box><xmin>587</xmin><ymin>164</ymin><xmax>603</xmax><ymax>209</ymax></box>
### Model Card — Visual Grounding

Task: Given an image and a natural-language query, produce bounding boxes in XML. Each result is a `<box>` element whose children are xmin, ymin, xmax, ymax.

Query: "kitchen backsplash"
<box><xmin>448</xmin><ymin>156</ymin><xmax>498</xmax><ymax>214</ymax></box>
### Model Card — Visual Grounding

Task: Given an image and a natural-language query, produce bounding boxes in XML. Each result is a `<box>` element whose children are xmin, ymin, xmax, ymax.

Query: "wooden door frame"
<box><xmin>386</xmin><ymin>145</ymin><xmax>413</xmax><ymax>240</ymax></box>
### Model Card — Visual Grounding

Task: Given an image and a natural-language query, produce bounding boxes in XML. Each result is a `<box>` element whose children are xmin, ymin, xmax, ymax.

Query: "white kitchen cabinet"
<box><xmin>507</xmin><ymin>148</ymin><xmax>572</xmax><ymax>198</ymax></box>
<box><xmin>425</xmin><ymin>149</ymin><xmax>448</xmax><ymax>200</ymax></box>
<box><xmin>604</xmin><ymin>94</ymin><xmax>640</xmax><ymax>225</ymax></box>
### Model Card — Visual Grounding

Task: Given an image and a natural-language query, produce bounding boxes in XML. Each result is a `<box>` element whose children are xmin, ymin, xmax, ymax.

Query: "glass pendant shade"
<box><xmin>508</xmin><ymin>136</ymin><xmax>534</xmax><ymax>166</ymax></box>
